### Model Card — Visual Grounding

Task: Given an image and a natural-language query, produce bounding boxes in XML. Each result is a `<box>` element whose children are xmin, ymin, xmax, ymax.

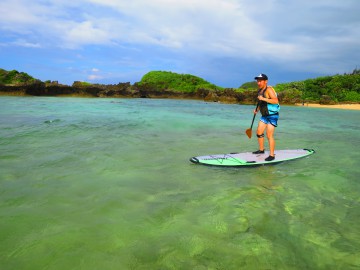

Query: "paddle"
<box><xmin>245</xmin><ymin>102</ymin><xmax>259</xmax><ymax>139</ymax></box>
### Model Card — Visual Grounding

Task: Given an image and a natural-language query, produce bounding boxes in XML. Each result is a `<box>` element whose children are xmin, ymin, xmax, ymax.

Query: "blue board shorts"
<box><xmin>260</xmin><ymin>114</ymin><xmax>279</xmax><ymax>127</ymax></box>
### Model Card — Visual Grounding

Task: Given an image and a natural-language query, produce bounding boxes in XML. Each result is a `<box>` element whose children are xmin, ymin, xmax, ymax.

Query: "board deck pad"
<box><xmin>190</xmin><ymin>149</ymin><xmax>315</xmax><ymax>167</ymax></box>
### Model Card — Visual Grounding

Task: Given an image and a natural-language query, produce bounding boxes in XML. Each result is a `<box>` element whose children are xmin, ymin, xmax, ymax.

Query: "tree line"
<box><xmin>275</xmin><ymin>69</ymin><xmax>360</xmax><ymax>104</ymax></box>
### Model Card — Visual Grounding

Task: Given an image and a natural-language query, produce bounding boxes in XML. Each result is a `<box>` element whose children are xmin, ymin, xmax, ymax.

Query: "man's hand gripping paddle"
<box><xmin>245</xmin><ymin>102</ymin><xmax>259</xmax><ymax>139</ymax></box>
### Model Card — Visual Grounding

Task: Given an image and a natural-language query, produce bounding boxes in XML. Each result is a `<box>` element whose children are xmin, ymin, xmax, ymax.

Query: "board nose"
<box><xmin>189</xmin><ymin>157</ymin><xmax>199</xmax><ymax>164</ymax></box>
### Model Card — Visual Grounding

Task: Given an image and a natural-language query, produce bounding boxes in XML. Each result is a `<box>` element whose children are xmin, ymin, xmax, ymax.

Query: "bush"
<box><xmin>0</xmin><ymin>69</ymin><xmax>35</xmax><ymax>85</ymax></box>
<box><xmin>139</xmin><ymin>71</ymin><xmax>221</xmax><ymax>93</ymax></box>
<box><xmin>344</xmin><ymin>91</ymin><xmax>360</xmax><ymax>102</ymax></box>
<box><xmin>275</xmin><ymin>73</ymin><xmax>360</xmax><ymax>103</ymax></box>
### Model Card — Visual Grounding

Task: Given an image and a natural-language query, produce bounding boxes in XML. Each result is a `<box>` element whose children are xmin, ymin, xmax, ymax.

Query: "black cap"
<box><xmin>254</xmin><ymin>73</ymin><xmax>268</xmax><ymax>80</ymax></box>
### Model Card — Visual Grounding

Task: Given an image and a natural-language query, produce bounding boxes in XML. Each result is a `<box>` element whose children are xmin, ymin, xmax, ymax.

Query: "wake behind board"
<box><xmin>190</xmin><ymin>149</ymin><xmax>315</xmax><ymax>167</ymax></box>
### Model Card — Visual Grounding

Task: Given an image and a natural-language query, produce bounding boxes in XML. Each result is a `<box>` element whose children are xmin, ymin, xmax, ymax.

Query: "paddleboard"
<box><xmin>190</xmin><ymin>149</ymin><xmax>315</xmax><ymax>167</ymax></box>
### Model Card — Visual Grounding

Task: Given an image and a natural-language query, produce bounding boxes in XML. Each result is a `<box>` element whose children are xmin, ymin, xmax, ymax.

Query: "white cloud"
<box><xmin>63</xmin><ymin>21</ymin><xmax>113</xmax><ymax>47</ymax></box>
<box><xmin>88</xmin><ymin>74</ymin><xmax>103</xmax><ymax>80</ymax></box>
<box><xmin>0</xmin><ymin>0</ymin><xmax>359</xmax><ymax>84</ymax></box>
<box><xmin>1</xmin><ymin>0</ymin><xmax>266</xmax><ymax>52</ymax></box>
<box><xmin>12</xmin><ymin>39</ymin><xmax>42</xmax><ymax>48</ymax></box>
<box><xmin>2</xmin><ymin>0</ymin><xmax>358</xmax><ymax>58</ymax></box>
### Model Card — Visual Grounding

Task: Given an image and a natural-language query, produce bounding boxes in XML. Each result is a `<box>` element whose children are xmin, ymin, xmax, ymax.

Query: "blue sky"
<box><xmin>1</xmin><ymin>0</ymin><xmax>359</xmax><ymax>88</ymax></box>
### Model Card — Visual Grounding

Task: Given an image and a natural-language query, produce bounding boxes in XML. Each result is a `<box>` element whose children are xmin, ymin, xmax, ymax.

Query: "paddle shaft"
<box><xmin>249</xmin><ymin>112</ymin><xmax>256</xmax><ymax>129</ymax></box>
<box><xmin>245</xmin><ymin>102</ymin><xmax>260</xmax><ymax>138</ymax></box>
<box><xmin>250</xmin><ymin>102</ymin><xmax>260</xmax><ymax>129</ymax></box>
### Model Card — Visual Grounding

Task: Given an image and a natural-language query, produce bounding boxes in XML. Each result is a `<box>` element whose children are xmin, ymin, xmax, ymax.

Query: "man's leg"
<box><xmin>266</xmin><ymin>124</ymin><xmax>276</xmax><ymax>157</ymax></box>
<box><xmin>256</xmin><ymin>121</ymin><xmax>267</xmax><ymax>151</ymax></box>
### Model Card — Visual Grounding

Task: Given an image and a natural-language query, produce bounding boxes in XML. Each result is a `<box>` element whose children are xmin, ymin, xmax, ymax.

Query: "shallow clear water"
<box><xmin>1</xmin><ymin>96</ymin><xmax>359</xmax><ymax>269</ymax></box>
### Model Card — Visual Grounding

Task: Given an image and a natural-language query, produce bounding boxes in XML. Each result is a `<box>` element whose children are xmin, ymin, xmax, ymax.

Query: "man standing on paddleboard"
<box><xmin>252</xmin><ymin>74</ymin><xmax>280</xmax><ymax>161</ymax></box>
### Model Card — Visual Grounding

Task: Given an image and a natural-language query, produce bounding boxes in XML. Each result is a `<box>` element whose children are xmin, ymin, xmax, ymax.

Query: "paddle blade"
<box><xmin>245</xmin><ymin>128</ymin><xmax>252</xmax><ymax>139</ymax></box>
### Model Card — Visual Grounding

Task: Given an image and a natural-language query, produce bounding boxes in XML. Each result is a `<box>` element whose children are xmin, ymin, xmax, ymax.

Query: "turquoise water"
<box><xmin>1</xmin><ymin>96</ymin><xmax>359</xmax><ymax>270</ymax></box>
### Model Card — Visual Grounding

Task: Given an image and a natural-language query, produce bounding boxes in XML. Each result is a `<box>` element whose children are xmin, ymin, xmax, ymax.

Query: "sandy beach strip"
<box><xmin>295</xmin><ymin>103</ymin><xmax>360</xmax><ymax>110</ymax></box>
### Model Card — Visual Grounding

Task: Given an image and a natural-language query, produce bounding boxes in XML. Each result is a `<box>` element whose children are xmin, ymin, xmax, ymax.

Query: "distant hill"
<box><xmin>239</xmin><ymin>81</ymin><xmax>257</xmax><ymax>90</ymax></box>
<box><xmin>0</xmin><ymin>68</ymin><xmax>37</xmax><ymax>85</ymax></box>
<box><xmin>137</xmin><ymin>71</ymin><xmax>221</xmax><ymax>92</ymax></box>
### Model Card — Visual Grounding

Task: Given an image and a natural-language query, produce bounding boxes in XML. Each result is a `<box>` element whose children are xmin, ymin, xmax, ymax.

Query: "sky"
<box><xmin>0</xmin><ymin>0</ymin><xmax>359</xmax><ymax>88</ymax></box>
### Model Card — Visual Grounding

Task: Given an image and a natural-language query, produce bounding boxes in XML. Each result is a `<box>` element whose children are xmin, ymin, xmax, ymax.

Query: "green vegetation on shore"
<box><xmin>137</xmin><ymin>69</ymin><xmax>360</xmax><ymax>103</ymax></box>
<box><xmin>1</xmin><ymin>68</ymin><xmax>359</xmax><ymax>104</ymax></box>
<box><xmin>0</xmin><ymin>69</ymin><xmax>37</xmax><ymax>85</ymax></box>
<box><xmin>138</xmin><ymin>71</ymin><xmax>221</xmax><ymax>92</ymax></box>
<box><xmin>276</xmin><ymin>69</ymin><xmax>360</xmax><ymax>104</ymax></box>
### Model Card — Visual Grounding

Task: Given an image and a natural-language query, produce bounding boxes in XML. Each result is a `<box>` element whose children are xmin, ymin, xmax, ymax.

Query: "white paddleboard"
<box><xmin>190</xmin><ymin>149</ymin><xmax>315</xmax><ymax>167</ymax></box>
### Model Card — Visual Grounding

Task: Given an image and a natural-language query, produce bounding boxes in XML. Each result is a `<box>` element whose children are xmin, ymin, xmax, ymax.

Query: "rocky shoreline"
<box><xmin>0</xmin><ymin>81</ymin><xmax>259</xmax><ymax>104</ymax></box>
<box><xmin>1</xmin><ymin>81</ymin><xmax>359</xmax><ymax>110</ymax></box>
